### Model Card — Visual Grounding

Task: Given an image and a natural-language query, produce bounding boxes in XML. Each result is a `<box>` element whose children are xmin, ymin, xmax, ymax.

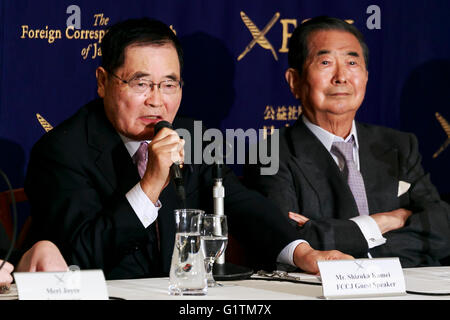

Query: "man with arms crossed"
<box><xmin>246</xmin><ymin>16</ymin><xmax>450</xmax><ymax>266</ymax></box>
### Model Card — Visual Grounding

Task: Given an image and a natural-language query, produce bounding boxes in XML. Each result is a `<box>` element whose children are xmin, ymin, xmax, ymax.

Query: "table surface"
<box><xmin>106</xmin><ymin>266</ymin><xmax>450</xmax><ymax>300</ymax></box>
<box><xmin>2</xmin><ymin>266</ymin><xmax>450</xmax><ymax>300</ymax></box>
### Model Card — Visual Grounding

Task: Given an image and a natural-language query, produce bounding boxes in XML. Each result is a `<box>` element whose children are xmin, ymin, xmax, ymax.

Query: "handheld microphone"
<box><xmin>154</xmin><ymin>121</ymin><xmax>186</xmax><ymax>204</ymax></box>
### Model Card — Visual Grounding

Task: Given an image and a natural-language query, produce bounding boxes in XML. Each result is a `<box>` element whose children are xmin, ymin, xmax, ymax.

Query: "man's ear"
<box><xmin>96</xmin><ymin>67</ymin><xmax>107</xmax><ymax>98</ymax></box>
<box><xmin>285</xmin><ymin>68</ymin><xmax>301</xmax><ymax>99</ymax></box>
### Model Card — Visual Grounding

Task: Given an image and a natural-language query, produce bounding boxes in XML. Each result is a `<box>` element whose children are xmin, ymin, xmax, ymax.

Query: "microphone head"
<box><xmin>154</xmin><ymin>120</ymin><xmax>173</xmax><ymax>135</ymax></box>
<box><xmin>213</xmin><ymin>163</ymin><xmax>223</xmax><ymax>179</ymax></box>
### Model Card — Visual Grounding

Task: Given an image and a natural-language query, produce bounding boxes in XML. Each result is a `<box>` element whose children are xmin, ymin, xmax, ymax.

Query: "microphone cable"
<box><xmin>0</xmin><ymin>169</ymin><xmax>17</xmax><ymax>272</ymax></box>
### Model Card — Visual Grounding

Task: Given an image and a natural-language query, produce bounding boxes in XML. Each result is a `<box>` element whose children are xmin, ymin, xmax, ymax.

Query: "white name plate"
<box><xmin>14</xmin><ymin>269</ymin><xmax>108</xmax><ymax>300</ymax></box>
<box><xmin>318</xmin><ymin>258</ymin><xmax>406</xmax><ymax>299</ymax></box>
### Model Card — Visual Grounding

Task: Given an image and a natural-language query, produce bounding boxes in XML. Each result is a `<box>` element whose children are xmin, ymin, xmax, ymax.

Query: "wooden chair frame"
<box><xmin>0</xmin><ymin>187</ymin><xmax>30</xmax><ymax>248</ymax></box>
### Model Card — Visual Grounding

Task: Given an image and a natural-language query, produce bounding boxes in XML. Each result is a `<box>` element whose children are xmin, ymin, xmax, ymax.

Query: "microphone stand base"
<box><xmin>213</xmin><ymin>262</ymin><xmax>253</xmax><ymax>281</ymax></box>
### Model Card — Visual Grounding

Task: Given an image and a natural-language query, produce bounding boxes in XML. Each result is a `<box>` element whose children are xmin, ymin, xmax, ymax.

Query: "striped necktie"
<box><xmin>331</xmin><ymin>137</ymin><xmax>369</xmax><ymax>215</ymax></box>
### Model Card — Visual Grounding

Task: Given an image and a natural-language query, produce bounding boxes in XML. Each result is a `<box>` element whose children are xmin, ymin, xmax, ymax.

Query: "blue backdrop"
<box><xmin>1</xmin><ymin>0</ymin><xmax>449</xmax><ymax>201</ymax></box>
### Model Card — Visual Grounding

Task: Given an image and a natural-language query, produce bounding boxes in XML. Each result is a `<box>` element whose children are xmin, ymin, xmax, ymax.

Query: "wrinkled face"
<box><xmin>97</xmin><ymin>43</ymin><xmax>182</xmax><ymax>140</ymax></box>
<box><xmin>294</xmin><ymin>30</ymin><xmax>368</xmax><ymax>117</ymax></box>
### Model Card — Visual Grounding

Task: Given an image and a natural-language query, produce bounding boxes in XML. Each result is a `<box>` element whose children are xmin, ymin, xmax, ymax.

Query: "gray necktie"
<box><xmin>331</xmin><ymin>137</ymin><xmax>369</xmax><ymax>215</ymax></box>
<box><xmin>133</xmin><ymin>142</ymin><xmax>148</xmax><ymax>178</ymax></box>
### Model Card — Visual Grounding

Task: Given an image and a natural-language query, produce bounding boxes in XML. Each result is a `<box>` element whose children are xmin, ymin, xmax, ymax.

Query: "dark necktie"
<box><xmin>331</xmin><ymin>137</ymin><xmax>369</xmax><ymax>215</ymax></box>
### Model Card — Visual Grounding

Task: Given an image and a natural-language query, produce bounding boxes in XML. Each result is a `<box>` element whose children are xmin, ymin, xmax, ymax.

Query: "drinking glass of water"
<box><xmin>200</xmin><ymin>215</ymin><xmax>228</xmax><ymax>287</ymax></box>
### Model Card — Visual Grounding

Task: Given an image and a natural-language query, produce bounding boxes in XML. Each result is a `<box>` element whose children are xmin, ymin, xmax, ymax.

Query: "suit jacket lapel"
<box><xmin>289</xmin><ymin>120</ymin><xmax>359</xmax><ymax>219</ymax></box>
<box><xmin>86</xmin><ymin>100</ymin><xmax>140</xmax><ymax>193</ymax></box>
<box><xmin>357</xmin><ymin>123</ymin><xmax>399</xmax><ymax>213</ymax></box>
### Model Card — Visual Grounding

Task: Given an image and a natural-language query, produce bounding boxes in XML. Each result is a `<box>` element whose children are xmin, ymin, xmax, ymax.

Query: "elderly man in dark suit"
<box><xmin>24</xmin><ymin>18</ymin><xmax>353</xmax><ymax>280</ymax></box>
<box><xmin>246</xmin><ymin>16</ymin><xmax>450</xmax><ymax>267</ymax></box>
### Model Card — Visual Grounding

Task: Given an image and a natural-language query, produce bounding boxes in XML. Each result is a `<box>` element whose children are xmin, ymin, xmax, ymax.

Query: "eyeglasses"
<box><xmin>108</xmin><ymin>71</ymin><xmax>183</xmax><ymax>95</ymax></box>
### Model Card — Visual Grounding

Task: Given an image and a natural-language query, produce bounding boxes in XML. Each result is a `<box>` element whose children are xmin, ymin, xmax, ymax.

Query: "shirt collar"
<box><xmin>302</xmin><ymin>115</ymin><xmax>359</xmax><ymax>151</ymax></box>
<box><xmin>118</xmin><ymin>133</ymin><xmax>150</xmax><ymax>157</ymax></box>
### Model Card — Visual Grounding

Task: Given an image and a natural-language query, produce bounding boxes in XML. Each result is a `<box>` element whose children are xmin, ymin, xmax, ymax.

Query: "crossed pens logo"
<box><xmin>237</xmin><ymin>12</ymin><xmax>358</xmax><ymax>62</ymax></box>
<box><xmin>36</xmin><ymin>113</ymin><xmax>53</xmax><ymax>132</ymax></box>
<box><xmin>53</xmin><ymin>265</ymin><xmax>81</xmax><ymax>289</ymax></box>
<box><xmin>433</xmin><ymin>112</ymin><xmax>450</xmax><ymax>158</ymax></box>
<box><xmin>237</xmin><ymin>11</ymin><xmax>280</xmax><ymax>61</ymax></box>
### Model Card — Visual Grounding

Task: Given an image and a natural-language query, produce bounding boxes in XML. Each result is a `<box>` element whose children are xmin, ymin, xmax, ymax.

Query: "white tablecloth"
<box><xmin>106</xmin><ymin>267</ymin><xmax>450</xmax><ymax>300</ymax></box>
<box><xmin>2</xmin><ymin>266</ymin><xmax>450</xmax><ymax>300</ymax></box>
